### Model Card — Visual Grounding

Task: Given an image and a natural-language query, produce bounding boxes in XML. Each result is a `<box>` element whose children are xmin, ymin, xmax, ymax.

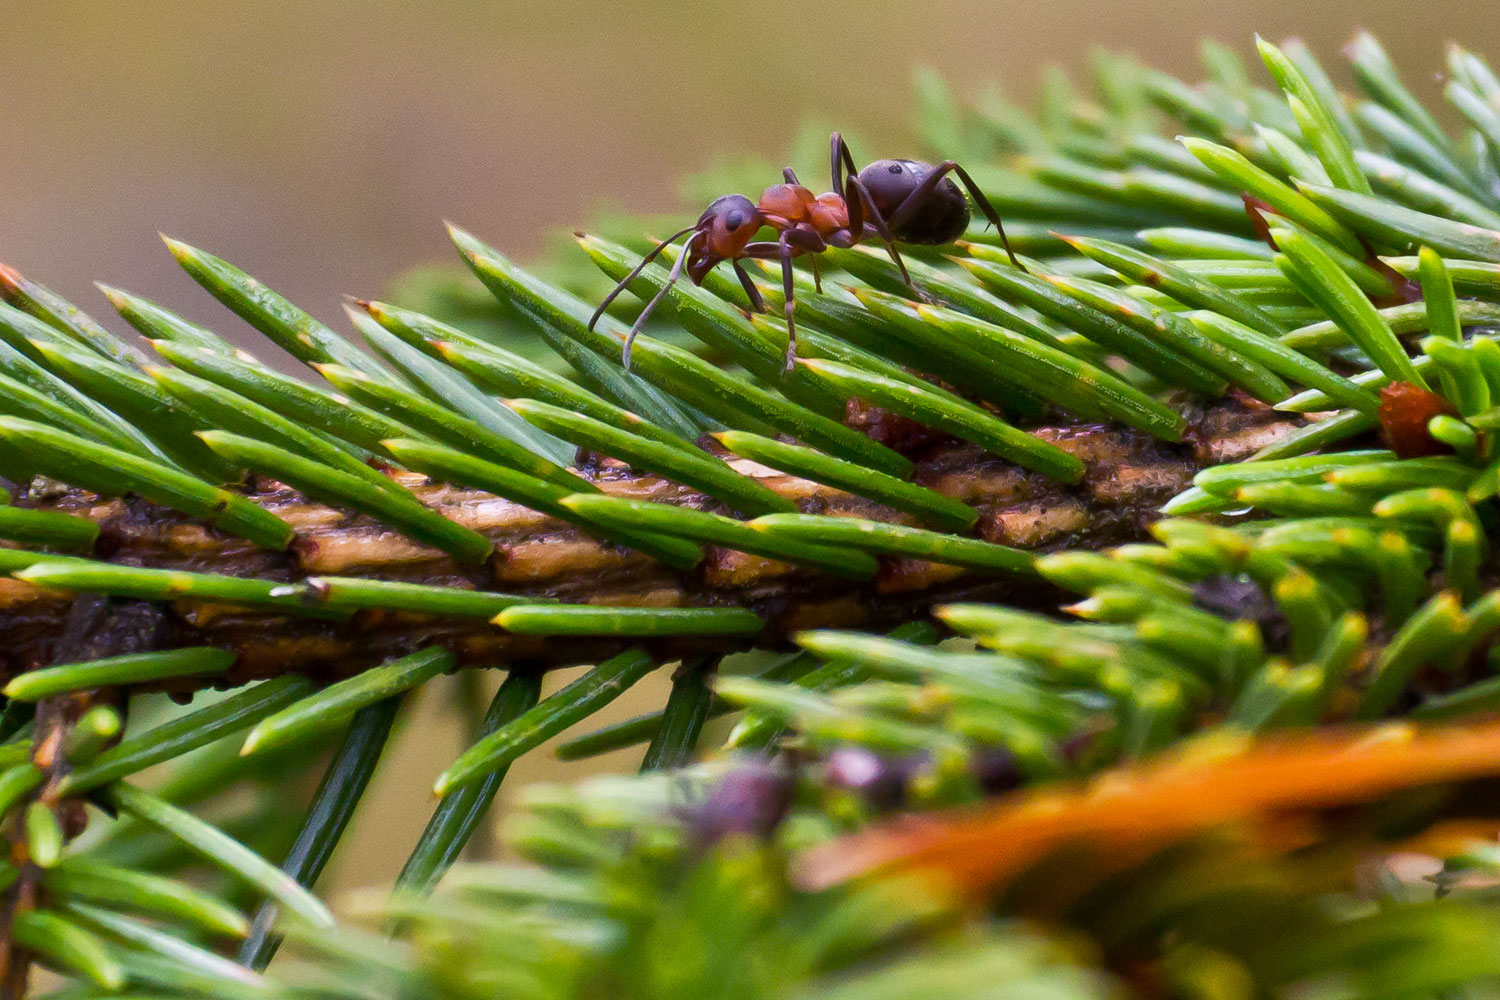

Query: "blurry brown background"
<box><xmin>2</xmin><ymin>0</ymin><xmax>1491</xmax><ymax>896</ymax></box>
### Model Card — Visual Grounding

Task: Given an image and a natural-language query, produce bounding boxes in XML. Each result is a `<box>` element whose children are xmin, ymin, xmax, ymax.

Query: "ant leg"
<box><xmin>886</xmin><ymin>161</ymin><xmax>1026</xmax><ymax>271</ymax></box>
<box><xmin>588</xmin><ymin>224</ymin><xmax>698</xmax><ymax>331</ymax></box>
<box><xmin>843</xmin><ymin>174</ymin><xmax>924</xmax><ymax>300</ymax></box>
<box><xmin>776</xmin><ymin>228</ymin><xmax>826</xmax><ymax>368</ymax></box>
<box><xmin>951</xmin><ymin>164</ymin><xmax>1025</xmax><ymax>272</ymax></box>
<box><xmin>842</xmin><ymin>173</ymin><xmax>865</xmax><ymax>240</ymax></box>
<box><xmin>830</xmin><ymin>131</ymin><xmax>860</xmax><ymax>195</ymax></box>
<box><xmin>731</xmin><ymin>259</ymin><xmax>767</xmax><ymax>313</ymax></box>
<box><xmin>831</xmin><ymin>135</ymin><xmax>876</xmax><ymax>244</ymax></box>
<box><xmin>880</xmin><ymin>242</ymin><xmax>922</xmax><ymax>300</ymax></box>
<box><xmin>776</xmin><ymin>233</ymin><xmax>799</xmax><ymax>374</ymax></box>
<box><xmin>741</xmin><ymin>237</ymin><xmax>802</xmax><ymax>373</ymax></box>
<box><xmin>783</xmin><ymin>166</ymin><xmax>800</xmax><ymax>185</ymax></box>
<box><xmin>620</xmin><ymin>232</ymin><xmax>697</xmax><ymax>372</ymax></box>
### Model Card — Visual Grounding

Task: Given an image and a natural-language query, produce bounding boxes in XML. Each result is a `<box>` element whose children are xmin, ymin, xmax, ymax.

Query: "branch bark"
<box><xmin>0</xmin><ymin>400</ymin><xmax>1298</xmax><ymax>688</ymax></box>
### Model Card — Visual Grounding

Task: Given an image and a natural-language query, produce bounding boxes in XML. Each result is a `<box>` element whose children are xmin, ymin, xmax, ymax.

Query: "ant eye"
<box><xmin>725</xmin><ymin>212</ymin><xmax>745</xmax><ymax>230</ymax></box>
<box><xmin>887</xmin><ymin>163</ymin><xmax>902</xmax><ymax>174</ymax></box>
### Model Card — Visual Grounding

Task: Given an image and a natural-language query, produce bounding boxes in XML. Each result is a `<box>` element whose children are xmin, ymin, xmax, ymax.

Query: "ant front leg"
<box><xmin>887</xmin><ymin>161</ymin><xmax>1026</xmax><ymax>272</ymax></box>
<box><xmin>780</xmin><ymin>237</ymin><xmax>798</xmax><ymax>371</ymax></box>
<box><xmin>743</xmin><ymin>234</ymin><xmax>810</xmax><ymax>374</ymax></box>
<box><xmin>731</xmin><ymin>259</ymin><xmax>767</xmax><ymax>313</ymax></box>
<box><xmin>775</xmin><ymin>234</ymin><xmax>800</xmax><ymax>373</ymax></box>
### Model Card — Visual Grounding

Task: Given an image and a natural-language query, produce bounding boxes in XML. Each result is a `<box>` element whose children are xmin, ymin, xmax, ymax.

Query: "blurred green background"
<box><xmin>3</xmin><ymin>0</ymin><xmax>1493</xmax><ymax>896</ymax></box>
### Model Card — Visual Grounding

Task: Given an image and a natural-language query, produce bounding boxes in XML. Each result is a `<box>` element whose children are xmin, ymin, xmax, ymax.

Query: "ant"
<box><xmin>588</xmin><ymin>132</ymin><xmax>1024</xmax><ymax>373</ymax></box>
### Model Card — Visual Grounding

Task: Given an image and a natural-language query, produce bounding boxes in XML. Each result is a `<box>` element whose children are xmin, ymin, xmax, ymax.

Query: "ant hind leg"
<box><xmin>887</xmin><ymin>161</ymin><xmax>1027</xmax><ymax>273</ymax></box>
<box><xmin>830</xmin><ymin>131</ymin><xmax>861</xmax><ymax>194</ymax></box>
<box><xmin>845</xmin><ymin>174</ymin><xmax>929</xmax><ymax>303</ymax></box>
<box><xmin>884</xmin><ymin>243</ymin><xmax>927</xmax><ymax>302</ymax></box>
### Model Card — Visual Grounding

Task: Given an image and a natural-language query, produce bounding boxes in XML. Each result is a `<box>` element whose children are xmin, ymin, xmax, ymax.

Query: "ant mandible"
<box><xmin>588</xmin><ymin>132</ymin><xmax>1025</xmax><ymax>374</ymax></box>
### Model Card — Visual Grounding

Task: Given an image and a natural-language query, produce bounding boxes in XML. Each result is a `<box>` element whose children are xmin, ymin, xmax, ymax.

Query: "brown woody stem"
<box><xmin>0</xmin><ymin>401</ymin><xmax>1297</xmax><ymax>690</ymax></box>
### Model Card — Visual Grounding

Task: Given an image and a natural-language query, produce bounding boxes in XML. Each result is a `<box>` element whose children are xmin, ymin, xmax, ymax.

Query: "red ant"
<box><xmin>588</xmin><ymin>132</ymin><xmax>1024</xmax><ymax>373</ymax></box>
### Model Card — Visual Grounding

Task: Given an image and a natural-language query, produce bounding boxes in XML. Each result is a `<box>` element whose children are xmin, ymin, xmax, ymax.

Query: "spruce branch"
<box><xmin>13</xmin><ymin>27</ymin><xmax>1500</xmax><ymax>999</ymax></box>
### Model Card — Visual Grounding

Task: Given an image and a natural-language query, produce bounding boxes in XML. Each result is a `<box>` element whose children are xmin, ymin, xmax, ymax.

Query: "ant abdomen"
<box><xmin>858</xmin><ymin>159</ymin><xmax>971</xmax><ymax>245</ymax></box>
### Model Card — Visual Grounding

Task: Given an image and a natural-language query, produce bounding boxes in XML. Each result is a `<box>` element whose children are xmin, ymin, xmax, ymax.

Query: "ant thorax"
<box><xmin>756</xmin><ymin>185</ymin><xmax>849</xmax><ymax>240</ymax></box>
<box><xmin>755</xmin><ymin>183</ymin><xmax>818</xmax><ymax>227</ymax></box>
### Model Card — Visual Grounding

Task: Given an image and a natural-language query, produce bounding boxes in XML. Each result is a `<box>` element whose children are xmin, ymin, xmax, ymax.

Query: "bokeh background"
<box><xmin>3</xmin><ymin>0</ymin><xmax>1493</xmax><ymax>896</ymax></box>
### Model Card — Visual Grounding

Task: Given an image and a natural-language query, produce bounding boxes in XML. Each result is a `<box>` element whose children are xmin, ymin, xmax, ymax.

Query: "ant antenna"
<box><xmin>621</xmin><ymin>229</ymin><xmax>703</xmax><ymax>372</ymax></box>
<box><xmin>586</xmin><ymin>224</ymin><xmax>697</xmax><ymax>333</ymax></box>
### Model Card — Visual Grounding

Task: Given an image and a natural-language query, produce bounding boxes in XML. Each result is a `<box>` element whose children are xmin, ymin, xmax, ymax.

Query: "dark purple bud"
<box><xmin>823</xmin><ymin>748</ymin><xmax>916</xmax><ymax>810</ymax></box>
<box><xmin>1192</xmin><ymin>575</ymin><xmax>1288</xmax><ymax>648</ymax></box>
<box><xmin>684</xmin><ymin>761</ymin><xmax>794</xmax><ymax>845</ymax></box>
<box><xmin>971</xmin><ymin>748</ymin><xmax>1022</xmax><ymax>794</ymax></box>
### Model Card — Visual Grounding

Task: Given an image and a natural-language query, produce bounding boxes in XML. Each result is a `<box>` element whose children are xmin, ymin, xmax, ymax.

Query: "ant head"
<box><xmin>688</xmin><ymin>194</ymin><xmax>761</xmax><ymax>283</ymax></box>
